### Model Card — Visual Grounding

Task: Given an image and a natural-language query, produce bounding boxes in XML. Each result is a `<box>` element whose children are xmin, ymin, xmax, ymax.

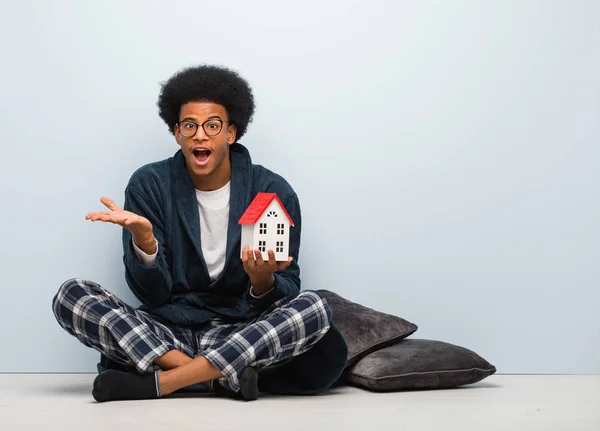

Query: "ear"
<box><xmin>174</xmin><ymin>124</ymin><xmax>182</xmax><ymax>147</ymax></box>
<box><xmin>227</xmin><ymin>123</ymin><xmax>237</xmax><ymax>145</ymax></box>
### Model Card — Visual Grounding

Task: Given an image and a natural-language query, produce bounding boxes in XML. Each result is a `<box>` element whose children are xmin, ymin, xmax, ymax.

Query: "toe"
<box><xmin>92</xmin><ymin>373</ymin><xmax>105</xmax><ymax>402</ymax></box>
<box><xmin>239</xmin><ymin>367</ymin><xmax>259</xmax><ymax>401</ymax></box>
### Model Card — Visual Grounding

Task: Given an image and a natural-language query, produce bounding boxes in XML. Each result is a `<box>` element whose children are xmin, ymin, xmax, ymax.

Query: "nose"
<box><xmin>192</xmin><ymin>125</ymin><xmax>209</xmax><ymax>140</ymax></box>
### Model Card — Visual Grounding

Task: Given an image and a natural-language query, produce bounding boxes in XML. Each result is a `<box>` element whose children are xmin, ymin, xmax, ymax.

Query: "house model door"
<box><xmin>264</xmin><ymin>209</ymin><xmax>283</xmax><ymax>255</ymax></box>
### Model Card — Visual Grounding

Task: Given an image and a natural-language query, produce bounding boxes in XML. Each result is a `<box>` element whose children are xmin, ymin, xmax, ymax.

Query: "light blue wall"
<box><xmin>0</xmin><ymin>0</ymin><xmax>598</xmax><ymax>373</ymax></box>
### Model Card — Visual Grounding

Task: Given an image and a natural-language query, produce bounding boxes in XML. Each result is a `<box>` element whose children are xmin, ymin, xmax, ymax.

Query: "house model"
<box><xmin>238</xmin><ymin>192</ymin><xmax>294</xmax><ymax>262</ymax></box>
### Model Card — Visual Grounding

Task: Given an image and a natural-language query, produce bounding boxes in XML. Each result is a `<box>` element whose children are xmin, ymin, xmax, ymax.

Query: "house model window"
<box><xmin>238</xmin><ymin>192</ymin><xmax>295</xmax><ymax>262</ymax></box>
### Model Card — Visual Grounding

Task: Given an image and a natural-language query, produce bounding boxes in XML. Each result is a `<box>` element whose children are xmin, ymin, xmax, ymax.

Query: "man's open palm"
<box><xmin>86</xmin><ymin>197</ymin><xmax>152</xmax><ymax>239</ymax></box>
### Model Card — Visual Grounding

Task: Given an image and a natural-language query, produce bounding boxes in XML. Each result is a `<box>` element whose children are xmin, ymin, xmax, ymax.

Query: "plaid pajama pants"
<box><xmin>52</xmin><ymin>278</ymin><xmax>331</xmax><ymax>393</ymax></box>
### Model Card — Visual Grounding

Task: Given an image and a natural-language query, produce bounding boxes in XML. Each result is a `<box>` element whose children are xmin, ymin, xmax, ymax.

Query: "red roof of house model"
<box><xmin>238</xmin><ymin>192</ymin><xmax>295</xmax><ymax>226</ymax></box>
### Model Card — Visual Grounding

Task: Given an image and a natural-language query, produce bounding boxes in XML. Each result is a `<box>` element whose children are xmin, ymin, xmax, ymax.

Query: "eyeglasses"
<box><xmin>177</xmin><ymin>119</ymin><xmax>228</xmax><ymax>137</ymax></box>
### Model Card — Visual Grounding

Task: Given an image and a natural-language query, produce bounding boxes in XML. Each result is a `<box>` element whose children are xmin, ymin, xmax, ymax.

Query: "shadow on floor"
<box><xmin>41</xmin><ymin>381</ymin><xmax>93</xmax><ymax>396</ymax></box>
<box><xmin>38</xmin><ymin>379</ymin><xmax>498</xmax><ymax>400</ymax></box>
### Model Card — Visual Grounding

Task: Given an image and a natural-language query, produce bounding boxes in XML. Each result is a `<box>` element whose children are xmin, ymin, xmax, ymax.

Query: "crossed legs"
<box><xmin>52</xmin><ymin>278</ymin><xmax>332</xmax><ymax>402</ymax></box>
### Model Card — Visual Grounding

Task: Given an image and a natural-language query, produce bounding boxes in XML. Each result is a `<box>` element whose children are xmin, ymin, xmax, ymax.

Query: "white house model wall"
<box><xmin>240</xmin><ymin>199</ymin><xmax>291</xmax><ymax>261</ymax></box>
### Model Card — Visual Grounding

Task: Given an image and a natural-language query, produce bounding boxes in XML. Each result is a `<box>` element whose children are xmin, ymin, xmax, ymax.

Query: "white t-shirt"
<box><xmin>133</xmin><ymin>181</ymin><xmax>269</xmax><ymax>298</ymax></box>
<box><xmin>194</xmin><ymin>181</ymin><xmax>230</xmax><ymax>280</ymax></box>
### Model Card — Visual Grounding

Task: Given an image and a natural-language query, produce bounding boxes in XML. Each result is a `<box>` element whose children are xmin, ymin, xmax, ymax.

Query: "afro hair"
<box><xmin>157</xmin><ymin>65</ymin><xmax>255</xmax><ymax>141</ymax></box>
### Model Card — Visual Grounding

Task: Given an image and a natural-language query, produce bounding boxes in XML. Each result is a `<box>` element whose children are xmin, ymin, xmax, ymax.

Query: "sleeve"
<box><xmin>122</xmin><ymin>184</ymin><xmax>173</xmax><ymax>309</ymax></box>
<box><xmin>249</xmin><ymin>284</ymin><xmax>273</xmax><ymax>299</ymax></box>
<box><xmin>243</xmin><ymin>192</ymin><xmax>302</xmax><ymax>309</ymax></box>
<box><xmin>132</xmin><ymin>238</ymin><xmax>158</xmax><ymax>267</ymax></box>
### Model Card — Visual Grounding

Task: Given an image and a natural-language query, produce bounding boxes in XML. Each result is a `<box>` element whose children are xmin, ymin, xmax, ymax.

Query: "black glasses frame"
<box><xmin>177</xmin><ymin>119</ymin><xmax>230</xmax><ymax>137</ymax></box>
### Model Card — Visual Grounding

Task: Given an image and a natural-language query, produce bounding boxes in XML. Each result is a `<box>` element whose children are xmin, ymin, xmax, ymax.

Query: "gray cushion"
<box><xmin>346</xmin><ymin>338</ymin><xmax>496</xmax><ymax>391</ymax></box>
<box><xmin>317</xmin><ymin>290</ymin><xmax>418</xmax><ymax>366</ymax></box>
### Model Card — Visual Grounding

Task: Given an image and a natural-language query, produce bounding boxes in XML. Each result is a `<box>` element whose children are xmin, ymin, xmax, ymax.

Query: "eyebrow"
<box><xmin>179</xmin><ymin>115</ymin><xmax>223</xmax><ymax>122</ymax></box>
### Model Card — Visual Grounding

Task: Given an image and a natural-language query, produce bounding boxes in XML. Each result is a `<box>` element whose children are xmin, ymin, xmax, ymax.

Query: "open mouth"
<box><xmin>191</xmin><ymin>148</ymin><xmax>212</xmax><ymax>166</ymax></box>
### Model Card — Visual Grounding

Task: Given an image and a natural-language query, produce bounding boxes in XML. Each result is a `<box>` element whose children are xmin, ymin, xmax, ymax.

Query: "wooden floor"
<box><xmin>0</xmin><ymin>374</ymin><xmax>598</xmax><ymax>430</ymax></box>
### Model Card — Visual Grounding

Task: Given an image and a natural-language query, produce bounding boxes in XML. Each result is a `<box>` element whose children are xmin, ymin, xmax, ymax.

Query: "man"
<box><xmin>52</xmin><ymin>65</ymin><xmax>348</xmax><ymax>402</ymax></box>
